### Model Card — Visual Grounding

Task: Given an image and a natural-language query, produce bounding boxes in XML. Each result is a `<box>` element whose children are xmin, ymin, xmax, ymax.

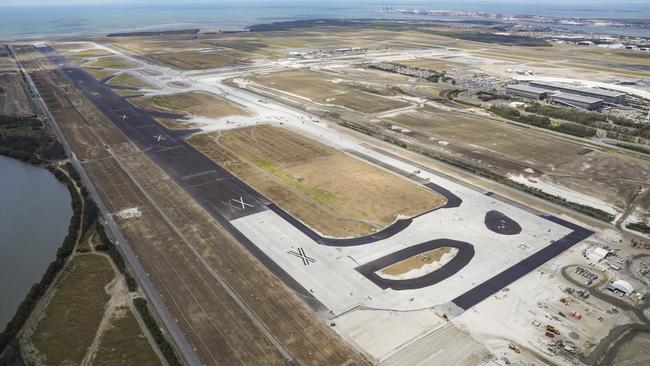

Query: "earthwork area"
<box><xmin>187</xmin><ymin>124</ymin><xmax>446</xmax><ymax>237</ymax></box>
<box><xmin>130</xmin><ymin>91</ymin><xmax>250</xmax><ymax>118</ymax></box>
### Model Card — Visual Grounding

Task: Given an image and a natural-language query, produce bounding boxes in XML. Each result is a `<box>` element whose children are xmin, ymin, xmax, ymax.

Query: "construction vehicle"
<box><xmin>509</xmin><ymin>343</ymin><xmax>521</xmax><ymax>353</ymax></box>
<box><xmin>545</xmin><ymin>325</ymin><xmax>560</xmax><ymax>335</ymax></box>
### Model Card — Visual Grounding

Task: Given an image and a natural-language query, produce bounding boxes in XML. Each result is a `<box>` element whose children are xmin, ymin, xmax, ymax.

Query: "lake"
<box><xmin>0</xmin><ymin>155</ymin><xmax>72</xmax><ymax>329</ymax></box>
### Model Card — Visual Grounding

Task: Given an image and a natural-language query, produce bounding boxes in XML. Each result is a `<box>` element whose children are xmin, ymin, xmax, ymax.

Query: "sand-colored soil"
<box><xmin>380</xmin><ymin>247</ymin><xmax>457</xmax><ymax>277</ymax></box>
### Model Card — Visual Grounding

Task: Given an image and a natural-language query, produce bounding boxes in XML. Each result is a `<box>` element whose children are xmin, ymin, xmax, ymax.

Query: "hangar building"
<box><xmin>606</xmin><ymin>280</ymin><xmax>635</xmax><ymax>296</ymax></box>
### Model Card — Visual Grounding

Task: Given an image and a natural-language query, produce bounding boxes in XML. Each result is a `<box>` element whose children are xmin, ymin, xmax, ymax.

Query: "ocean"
<box><xmin>0</xmin><ymin>1</ymin><xmax>648</xmax><ymax>41</ymax></box>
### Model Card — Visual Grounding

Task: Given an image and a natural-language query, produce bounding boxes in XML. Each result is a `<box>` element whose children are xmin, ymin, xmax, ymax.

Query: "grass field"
<box><xmin>72</xmin><ymin>48</ymin><xmax>114</xmax><ymax>58</ymax></box>
<box><xmin>249</xmin><ymin>69</ymin><xmax>410</xmax><ymax>113</ymax></box>
<box><xmin>383</xmin><ymin>105</ymin><xmax>650</xmax><ymax>211</ymax></box>
<box><xmin>131</xmin><ymin>91</ymin><xmax>249</xmax><ymax>118</ymax></box>
<box><xmin>107</xmin><ymin>72</ymin><xmax>156</xmax><ymax>90</ymax></box>
<box><xmin>0</xmin><ymin>72</ymin><xmax>33</xmax><ymax>116</ymax></box>
<box><xmin>84</xmin><ymin>68</ymin><xmax>114</xmax><ymax>81</ymax></box>
<box><xmin>83</xmin><ymin>56</ymin><xmax>139</xmax><ymax>70</ymax></box>
<box><xmin>148</xmin><ymin>50</ymin><xmax>251</xmax><ymax>69</ymax></box>
<box><xmin>31</xmin><ymin>255</ymin><xmax>114</xmax><ymax>366</ymax></box>
<box><xmin>188</xmin><ymin>124</ymin><xmax>446</xmax><ymax>237</ymax></box>
<box><xmin>92</xmin><ymin>306</ymin><xmax>161</xmax><ymax>366</ymax></box>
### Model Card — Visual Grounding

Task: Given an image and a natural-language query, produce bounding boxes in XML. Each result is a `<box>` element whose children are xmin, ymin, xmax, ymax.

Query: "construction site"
<box><xmin>3</xmin><ymin>17</ymin><xmax>650</xmax><ymax>366</ymax></box>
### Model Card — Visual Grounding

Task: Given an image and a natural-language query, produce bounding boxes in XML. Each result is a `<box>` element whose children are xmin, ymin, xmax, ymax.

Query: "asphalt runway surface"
<box><xmin>452</xmin><ymin>215</ymin><xmax>594</xmax><ymax>310</ymax></box>
<box><xmin>355</xmin><ymin>239</ymin><xmax>475</xmax><ymax>290</ymax></box>
<box><xmin>37</xmin><ymin>46</ymin><xmax>326</xmax><ymax>310</ymax></box>
<box><xmin>484</xmin><ymin>210</ymin><xmax>522</xmax><ymax>235</ymax></box>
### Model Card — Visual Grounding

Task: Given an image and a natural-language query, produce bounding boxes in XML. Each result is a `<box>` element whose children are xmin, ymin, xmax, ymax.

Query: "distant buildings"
<box><xmin>505</xmin><ymin>81</ymin><xmax>627</xmax><ymax>110</ymax></box>
<box><xmin>550</xmin><ymin>92</ymin><xmax>603</xmax><ymax>110</ymax></box>
<box><xmin>528</xmin><ymin>81</ymin><xmax>626</xmax><ymax>104</ymax></box>
<box><xmin>505</xmin><ymin>84</ymin><xmax>551</xmax><ymax>100</ymax></box>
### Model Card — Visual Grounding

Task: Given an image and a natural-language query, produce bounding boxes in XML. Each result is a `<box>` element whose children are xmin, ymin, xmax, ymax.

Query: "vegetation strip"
<box><xmin>133</xmin><ymin>298</ymin><xmax>182</xmax><ymax>366</ymax></box>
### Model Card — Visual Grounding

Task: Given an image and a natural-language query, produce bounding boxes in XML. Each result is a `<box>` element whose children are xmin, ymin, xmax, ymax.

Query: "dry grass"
<box><xmin>146</xmin><ymin>50</ymin><xmax>251</xmax><ymax>69</ymax></box>
<box><xmin>114</xmin><ymin>89</ymin><xmax>144</xmax><ymax>97</ymax></box>
<box><xmin>380</xmin><ymin>247</ymin><xmax>455</xmax><ymax>276</ymax></box>
<box><xmin>250</xmin><ymin>69</ymin><xmax>410</xmax><ymax>113</ymax></box>
<box><xmin>188</xmin><ymin>124</ymin><xmax>446</xmax><ymax>237</ymax></box>
<box><xmin>93</xmin><ymin>306</ymin><xmax>161</xmax><ymax>366</ymax></box>
<box><xmin>131</xmin><ymin>91</ymin><xmax>249</xmax><ymax>118</ymax></box>
<box><xmin>385</xmin><ymin>105</ymin><xmax>650</xmax><ymax>210</ymax></box>
<box><xmin>71</xmin><ymin>48</ymin><xmax>114</xmax><ymax>58</ymax></box>
<box><xmin>84</xmin><ymin>68</ymin><xmax>114</xmax><ymax>81</ymax></box>
<box><xmin>388</xmin><ymin>106</ymin><xmax>591</xmax><ymax>169</ymax></box>
<box><xmin>107</xmin><ymin>72</ymin><xmax>156</xmax><ymax>90</ymax></box>
<box><xmin>0</xmin><ymin>72</ymin><xmax>33</xmax><ymax>116</ymax></box>
<box><xmin>31</xmin><ymin>255</ymin><xmax>114</xmax><ymax>366</ymax></box>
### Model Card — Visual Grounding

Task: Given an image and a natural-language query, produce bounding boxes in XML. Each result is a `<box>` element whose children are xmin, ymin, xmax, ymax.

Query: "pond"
<box><xmin>0</xmin><ymin>155</ymin><xmax>72</xmax><ymax>329</ymax></box>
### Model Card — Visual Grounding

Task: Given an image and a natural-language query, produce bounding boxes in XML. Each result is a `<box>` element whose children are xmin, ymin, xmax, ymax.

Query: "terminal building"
<box><xmin>505</xmin><ymin>82</ymin><xmax>621</xmax><ymax>110</ymax></box>
<box><xmin>528</xmin><ymin>81</ymin><xmax>626</xmax><ymax>104</ymax></box>
<box><xmin>550</xmin><ymin>92</ymin><xmax>603</xmax><ymax>110</ymax></box>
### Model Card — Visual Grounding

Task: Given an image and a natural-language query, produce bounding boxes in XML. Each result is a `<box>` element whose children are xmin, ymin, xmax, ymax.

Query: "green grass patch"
<box><xmin>133</xmin><ymin>298</ymin><xmax>181</xmax><ymax>366</ymax></box>
<box><xmin>250</xmin><ymin>157</ymin><xmax>336</xmax><ymax>205</ymax></box>
<box><xmin>93</xmin><ymin>307</ymin><xmax>161</xmax><ymax>366</ymax></box>
<box><xmin>150</xmin><ymin>95</ymin><xmax>177</xmax><ymax>110</ymax></box>
<box><xmin>627</xmin><ymin>222</ymin><xmax>650</xmax><ymax>234</ymax></box>
<box><xmin>31</xmin><ymin>255</ymin><xmax>114</xmax><ymax>366</ymax></box>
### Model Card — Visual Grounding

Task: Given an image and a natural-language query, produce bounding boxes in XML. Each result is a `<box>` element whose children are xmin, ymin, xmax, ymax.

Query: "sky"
<box><xmin>1</xmin><ymin>0</ymin><xmax>643</xmax><ymax>6</ymax></box>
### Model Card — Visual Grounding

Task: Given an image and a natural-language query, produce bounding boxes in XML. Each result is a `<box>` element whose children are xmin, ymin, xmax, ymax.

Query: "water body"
<box><xmin>0</xmin><ymin>1</ymin><xmax>648</xmax><ymax>40</ymax></box>
<box><xmin>0</xmin><ymin>155</ymin><xmax>72</xmax><ymax>329</ymax></box>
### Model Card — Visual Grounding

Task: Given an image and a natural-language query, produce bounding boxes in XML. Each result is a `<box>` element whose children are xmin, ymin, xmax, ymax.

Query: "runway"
<box><xmin>36</xmin><ymin>46</ymin><xmax>327</xmax><ymax>309</ymax></box>
<box><xmin>37</xmin><ymin>45</ymin><xmax>595</xmax><ymax>317</ymax></box>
